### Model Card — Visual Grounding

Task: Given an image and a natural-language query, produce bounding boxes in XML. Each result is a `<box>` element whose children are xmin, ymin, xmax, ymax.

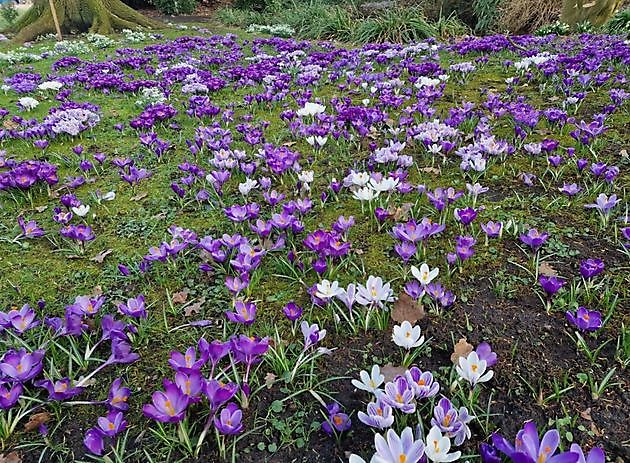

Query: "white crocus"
<box><xmin>306</xmin><ymin>135</ymin><xmax>328</xmax><ymax>147</ymax></box>
<box><xmin>351</xmin><ymin>364</ymin><xmax>384</xmax><ymax>394</ymax></box>
<box><xmin>315</xmin><ymin>279</ymin><xmax>343</xmax><ymax>300</ymax></box>
<box><xmin>411</xmin><ymin>263</ymin><xmax>439</xmax><ymax>286</ymax></box>
<box><xmin>392</xmin><ymin>320</ymin><xmax>425</xmax><ymax>350</ymax></box>
<box><xmin>455</xmin><ymin>351</ymin><xmax>494</xmax><ymax>387</ymax></box>
<box><xmin>369</xmin><ymin>176</ymin><xmax>399</xmax><ymax>193</ymax></box>
<box><xmin>352</xmin><ymin>186</ymin><xmax>379</xmax><ymax>202</ymax></box>
<box><xmin>350</xmin><ymin>171</ymin><xmax>370</xmax><ymax>187</ymax></box>
<box><xmin>296</xmin><ymin>101</ymin><xmax>326</xmax><ymax>117</ymax></box>
<box><xmin>101</xmin><ymin>191</ymin><xmax>116</xmax><ymax>201</ymax></box>
<box><xmin>18</xmin><ymin>97</ymin><xmax>39</xmax><ymax>111</ymax></box>
<box><xmin>38</xmin><ymin>81</ymin><xmax>63</xmax><ymax>91</ymax></box>
<box><xmin>348</xmin><ymin>456</ymin><xmax>367</xmax><ymax>463</ymax></box>
<box><xmin>298</xmin><ymin>170</ymin><xmax>314</xmax><ymax>184</ymax></box>
<box><xmin>72</xmin><ymin>204</ymin><xmax>90</xmax><ymax>217</ymax></box>
<box><xmin>238</xmin><ymin>178</ymin><xmax>258</xmax><ymax>195</ymax></box>
<box><xmin>425</xmin><ymin>426</ymin><xmax>461</xmax><ymax>462</ymax></box>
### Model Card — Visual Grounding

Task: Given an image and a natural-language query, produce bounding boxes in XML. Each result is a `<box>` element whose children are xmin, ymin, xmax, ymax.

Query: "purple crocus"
<box><xmin>97</xmin><ymin>411</ymin><xmax>127</xmax><ymax>437</ymax></box>
<box><xmin>282</xmin><ymin>302</ymin><xmax>303</xmax><ymax>321</ymax></box>
<box><xmin>225</xmin><ymin>300</ymin><xmax>257</xmax><ymax>325</ymax></box>
<box><xmin>301</xmin><ymin>321</ymin><xmax>326</xmax><ymax>349</ymax></box>
<box><xmin>84</xmin><ymin>428</ymin><xmax>104</xmax><ymax>455</ymax></box>
<box><xmin>203</xmin><ymin>379</ymin><xmax>238</xmax><ymax>410</ymax></box>
<box><xmin>475</xmin><ymin>342</ymin><xmax>497</xmax><ymax>367</ymax></box>
<box><xmin>481</xmin><ymin>221</ymin><xmax>502</xmax><ymax>238</ymax></box>
<box><xmin>17</xmin><ymin>216</ymin><xmax>44</xmax><ymax>238</ymax></box>
<box><xmin>539</xmin><ymin>275</ymin><xmax>565</xmax><ymax>296</ymax></box>
<box><xmin>0</xmin><ymin>304</ymin><xmax>39</xmax><ymax>333</ymax></box>
<box><xmin>520</xmin><ymin>228</ymin><xmax>549</xmax><ymax>251</ymax></box>
<box><xmin>454</xmin><ymin>207</ymin><xmax>478</xmax><ymax>226</ymax></box>
<box><xmin>168</xmin><ymin>346</ymin><xmax>207</xmax><ymax>373</ymax></box>
<box><xmin>584</xmin><ymin>193</ymin><xmax>620</xmax><ymax>215</ymax></box>
<box><xmin>117</xmin><ymin>295</ymin><xmax>146</xmax><ymax>319</ymax></box>
<box><xmin>569</xmin><ymin>444</ymin><xmax>605</xmax><ymax>463</ymax></box>
<box><xmin>566</xmin><ymin>307</ymin><xmax>602</xmax><ymax>332</ymax></box>
<box><xmin>0</xmin><ymin>383</ymin><xmax>23</xmax><ymax>409</ymax></box>
<box><xmin>480</xmin><ymin>443</ymin><xmax>502</xmax><ymax>463</ymax></box>
<box><xmin>34</xmin><ymin>378</ymin><xmax>84</xmax><ymax>400</ymax></box>
<box><xmin>579</xmin><ymin>259</ymin><xmax>604</xmax><ymax>279</ymax></box>
<box><xmin>0</xmin><ymin>348</ymin><xmax>45</xmax><ymax>382</ymax></box>
<box><xmin>492</xmin><ymin>421</ymin><xmax>578</xmax><ymax>463</ymax></box>
<box><xmin>107</xmin><ymin>378</ymin><xmax>131</xmax><ymax>411</ymax></box>
<box><xmin>214</xmin><ymin>402</ymin><xmax>243</xmax><ymax>435</ymax></box>
<box><xmin>142</xmin><ymin>381</ymin><xmax>190</xmax><ymax>423</ymax></box>
<box><xmin>321</xmin><ymin>403</ymin><xmax>351</xmax><ymax>435</ymax></box>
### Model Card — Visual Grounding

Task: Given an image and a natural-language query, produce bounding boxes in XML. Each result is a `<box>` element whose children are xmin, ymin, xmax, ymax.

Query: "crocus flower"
<box><xmin>214</xmin><ymin>402</ymin><xmax>243</xmax><ymax>435</ymax></box>
<box><xmin>175</xmin><ymin>372</ymin><xmax>204</xmax><ymax>401</ymax></box>
<box><xmin>315</xmin><ymin>279</ymin><xmax>344</xmax><ymax>300</ymax></box>
<box><xmin>492</xmin><ymin>421</ymin><xmax>579</xmax><ymax>463</ymax></box>
<box><xmin>481</xmin><ymin>221</ymin><xmax>502</xmax><ymax>238</ymax></box>
<box><xmin>381</xmin><ymin>376</ymin><xmax>416</xmax><ymax>413</ymax></box>
<box><xmin>351</xmin><ymin>364</ymin><xmax>384</xmax><ymax>394</ymax></box>
<box><xmin>520</xmin><ymin>228</ymin><xmax>549</xmax><ymax>250</ymax></box>
<box><xmin>475</xmin><ymin>342</ymin><xmax>497</xmax><ymax>367</ymax></box>
<box><xmin>456</xmin><ymin>351</ymin><xmax>494</xmax><ymax>387</ymax></box>
<box><xmin>480</xmin><ymin>443</ymin><xmax>502</xmax><ymax>463</ymax></box>
<box><xmin>584</xmin><ymin>193</ymin><xmax>620</xmax><ymax>215</ymax></box>
<box><xmin>405</xmin><ymin>367</ymin><xmax>439</xmax><ymax>399</ymax></box>
<box><xmin>358</xmin><ymin>397</ymin><xmax>394</xmax><ymax>430</ymax></box>
<box><xmin>301</xmin><ymin>321</ymin><xmax>326</xmax><ymax>349</ymax></box>
<box><xmin>84</xmin><ymin>428</ymin><xmax>104</xmax><ymax>455</ymax></box>
<box><xmin>34</xmin><ymin>378</ymin><xmax>84</xmax><ymax>401</ymax></box>
<box><xmin>225</xmin><ymin>300</ymin><xmax>257</xmax><ymax>325</ymax></box>
<box><xmin>17</xmin><ymin>216</ymin><xmax>44</xmax><ymax>238</ymax></box>
<box><xmin>1</xmin><ymin>304</ymin><xmax>39</xmax><ymax>333</ymax></box>
<box><xmin>431</xmin><ymin>397</ymin><xmax>473</xmax><ymax>446</ymax></box>
<box><xmin>168</xmin><ymin>346</ymin><xmax>207</xmax><ymax>373</ymax></box>
<box><xmin>322</xmin><ymin>403</ymin><xmax>352</xmax><ymax>435</ymax></box>
<box><xmin>579</xmin><ymin>259</ymin><xmax>604</xmax><ymax>279</ymax></box>
<box><xmin>0</xmin><ymin>348</ymin><xmax>45</xmax><ymax>382</ymax></box>
<box><xmin>566</xmin><ymin>307</ymin><xmax>602</xmax><ymax>331</ymax></box>
<box><xmin>107</xmin><ymin>378</ymin><xmax>131</xmax><ymax>411</ymax></box>
<box><xmin>569</xmin><ymin>444</ymin><xmax>605</xmax><ymax>463</ymax></box>
<box><xmin>539</xmin><ymin>275</ymin><xmax>565</xmax><ymax>296</ymax></box>
<box><xmin>372</xmin><ymin>427</ymin><xmax>425</xmax><ymax>463</ymax></box>
<box><xmin>356</xmin><ymin>275</ymin><xmax>395</xmax><ymax>308</ymax></box>
<box><xmin>425</xmin><ymin>426</ymin><xmax>461</xmax><ymax>462</ymax></box>
<box><xmin>143</xmin><ymin>382</ymin><xmax>189</xmax><ymax>423</ymax></box>
<box><xmin>392</xmin><ymin>321</ymin><xmax>425</xmax><ymax>350</ymax></box>
<box><xmin>411</xmin><ymin>263</ymin><xmax>439</xmax><ymax>286</ymax></box>
<box><xmin>282</xmin><ymin>302</ymin><xmax>303</xmax><ymax>321</ymax></box>
<box><xmin>97</xmin><ymin>411</ymin><xmax>127</xmax><ymax>437</ymax></box>
<box><xmin>0</xmin><ymin>383</ymin><xmax>23</xmax><ymax>409</ymax></box>
<box><xmin>203</xmin><ymin>379</ymin><xmax>238</xmax><ymax>410</ymax></box>
<box><xmin>117</xmin><ymin>295</ymin><xmax>147</xmax><ymax>319</ymax></box>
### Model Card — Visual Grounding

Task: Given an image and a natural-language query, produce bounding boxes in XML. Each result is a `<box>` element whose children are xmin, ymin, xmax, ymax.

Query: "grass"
<box><xmin>0</xmin><ymin>21</ymin><xmax>628</xmax><ymax>463</ymax></box>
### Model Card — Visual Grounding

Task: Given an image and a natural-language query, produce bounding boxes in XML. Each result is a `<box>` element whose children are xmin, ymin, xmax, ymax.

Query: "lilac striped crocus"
<box><xmin>358</xmin><ymin>397</ymin><xmax>394</xmax><ymax>430</ymax></box>
<box><xmin>405</xmin><ymin>367</ymin><xmax>440</xmax><ymax>399</ymax></box>
<box><xmin>431</xmin><ymin>397</ymin><xmax>474</xmax><ymax>446</ymax></box>
<box><xmin>381</xmin><ymin>376</ymin><xmax>416</xmax><ymax>414</ymax></box>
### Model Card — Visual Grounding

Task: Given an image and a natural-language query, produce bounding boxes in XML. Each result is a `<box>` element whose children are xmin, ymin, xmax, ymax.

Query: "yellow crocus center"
<box><xmin>399</xmin><ymin>455</ymin><xmax>407</xmax><ymax>463</ymax></box>
<box><xmin>164</xmin><ymin>400</ymin><xmax>175</xmax><ymax>416</ymax></box>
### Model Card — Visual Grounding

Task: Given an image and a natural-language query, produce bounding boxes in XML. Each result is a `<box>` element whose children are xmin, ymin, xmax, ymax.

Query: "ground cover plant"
<box><xmin>0</xmin><ymin>22</ymin><xmax>628</xmax><ymax>463</ymax></box>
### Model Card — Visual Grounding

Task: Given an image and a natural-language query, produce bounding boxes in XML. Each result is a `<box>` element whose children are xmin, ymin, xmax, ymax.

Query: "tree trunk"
<box><xmin>10</xmin><ymin>0</ymin><xmax>162</xmax><ymax>43</ymax></box>
<box><xmin>561</xmin><ymin>0</ymin><xmax>622</xmax><ymax>26</ymax></box>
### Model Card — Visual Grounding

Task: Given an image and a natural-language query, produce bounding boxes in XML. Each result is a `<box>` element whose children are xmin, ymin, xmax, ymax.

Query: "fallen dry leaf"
<box><xmin>580</xmin><ymin>408</ymin><xmax>592</xmax><ymax>421</ymax></box>
<box><xmin>90</xmin><ymin>249</ymin><xmax>113</xmax><ymax>264</ymax></box>
<box><xmin>381</xmin><ymin>364</ymin><xmax>407</xmax><ymax>383</ymax></box>
<box><xmin>184</xmin><ymin>299</ymin><xmax>204</xmax><ymax>317</ymax></box>
<box><xmin>538</xmin><ymin>262</ymin><xmax>558</xmax><ymax>277</ymax></box>
<box><xmin>420</xmin><ymin>166</ymin><xmax>441</xmax><ymax>175</ymax></box>
<box><xmin>130</xmin><ymin>191</ymin><xmax>148</xmax><ymax>201</ymax></box>
<box><xmin>451</xmin><ymin>338</ymin><xmax>473</xmax><ymax>365</ymax></box>
<box><xmin>0</xmin><ymin>452</ymin><xmax>21</xmax><ymax>463</ymax></box>
<box><xmin>264</xmin><ymin>372</ymin><xmax>276</xmax><ymax>389</ymax></box>
<box><xmin>35</xmin><ymin>205</ymin><xmax>48</xmax><ymax>213</ymax></box>
<box><xmin>92</xmin><ymin>286</ymin><xmax>103</xmax><ymax>297</ymax></box>
<box><xmin>3</xmin><ymin>120</ymin><xmax>19</xmax><ymax>130</ymax></box>
<box><xmin>172</xmin><ymin>290</ymin><xmax>189</xmax><ymax>304</ymax></box>
<box><xmin>387</xmin><ymin>203</ymin><xmax>412</xmax><ymax>221</ymax></box>
<box><xmin>391</xmin><ymin>293</ymin><xmax>425</xmax><ymax>325</ymax></box>
<box><xmin>24</xmin><ymin>412</ymin><xmax>51</xmax><ymax>433</ymax></box>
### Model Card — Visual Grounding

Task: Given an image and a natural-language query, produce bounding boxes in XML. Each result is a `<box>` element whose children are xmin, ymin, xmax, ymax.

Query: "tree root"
<box><xmin>11</xmin><ymin>0</ymin><xmax>163</xmax><ymax>43</ymax></box>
